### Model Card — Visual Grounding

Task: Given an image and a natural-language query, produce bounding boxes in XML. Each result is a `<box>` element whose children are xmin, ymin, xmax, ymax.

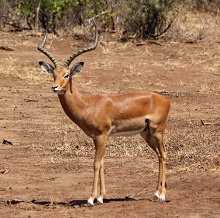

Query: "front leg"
<box><xmin>87</xmin><ymin>135</ymin><xmax>107</xmax><ymax>206</ymax></box>
<box><xmin>97</xmin><ymin>157</ymin><xmax>106</xmax><ymax>204</ymax></box>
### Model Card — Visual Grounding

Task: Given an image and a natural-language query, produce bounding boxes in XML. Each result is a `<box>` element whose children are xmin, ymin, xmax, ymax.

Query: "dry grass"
<box><xmin>0</xmin><ymin>56</ymin><xmax>50</xmax><ymax>85</ymax></box>
<box><xmin>17</xmin><ymin>66</ymin><xmax>51</xmax><ymax>85</ymax></box>
<box><xmin>165</xmin><ymin>10</ymin><xmax>220</xmax><ymax>42</ymax></box>
<box><xmin>43</xmin><ymin>113</ymin><xmax>219</xmax><ymax>173</ymax></box>
<box><xmin>199</xmin><ymin>84</ymin><xmax>220</xmax><ymax>94</ymax></box>
<box><xmin>45</xmin><ymin>129</ymin><xmax>219</xmax><ymax>173</ymax></box>
<box><xmin>165</xmin><ymin>118</ymin><xmax>219</xmax><ymax>172</ymax></box>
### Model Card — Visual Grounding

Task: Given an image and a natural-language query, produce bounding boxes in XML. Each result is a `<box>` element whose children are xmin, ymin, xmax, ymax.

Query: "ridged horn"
<box><xmin>63</xmin><ymin>18</ymin><xmax>98</xmax><ymax>68</ymax></box>
<box><xmin>38</xmin><ymin>22</ymin><xmax>59</xmax><ymax>68</ymax></box>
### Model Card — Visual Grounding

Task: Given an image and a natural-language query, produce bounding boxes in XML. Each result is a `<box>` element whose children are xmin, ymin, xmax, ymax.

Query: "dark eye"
<box><xmin>64</xmin><ymin>74</ymin><xmax>69</xmax><ymax>79</ymax></box>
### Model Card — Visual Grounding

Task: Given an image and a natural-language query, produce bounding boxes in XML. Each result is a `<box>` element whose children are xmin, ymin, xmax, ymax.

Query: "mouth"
<box><xmin>51</xmin><ymin>88</ymin><xmax>65</xmax><ymax>95</ymax></box>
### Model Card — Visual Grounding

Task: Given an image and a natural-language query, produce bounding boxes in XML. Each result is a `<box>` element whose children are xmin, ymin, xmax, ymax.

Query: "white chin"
<box><xmin>57</xmin><ymin>91</ymin><xmax>65</xmax><ymax>95</ymax></box>
<box><xmin>53</xmin><ymin>90</ymin><xmax>65</xmax><ymax>95</ymax></box>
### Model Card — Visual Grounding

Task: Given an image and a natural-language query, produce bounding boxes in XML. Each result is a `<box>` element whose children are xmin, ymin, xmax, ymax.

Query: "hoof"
<box><xmin>153</xmin><ymin>192</ymin><xmax>166</xmax><ymax>202</ymax></box>
<box><xmin>153</xmin><ymin>194</ymin><xmax>159</xmax><ymax>201</ymax></box>
<box><xmin>159</xmin><ymin>193</ymin><xmax>166</xmax><ymax>202</ymax></box>
<box><xmin>87</xmin><ymin>202</ymin><xmax>94</xmax><ymax>207</ymax></box>
<box><xmin>87</xmin><ymin>199</ymin><xmax>94</xmax><ymax>207</ymax></box>
<box><xmin>97</xmin><ymin>197</ymin><xmax>103</xmax><ymax>204</ymax></box>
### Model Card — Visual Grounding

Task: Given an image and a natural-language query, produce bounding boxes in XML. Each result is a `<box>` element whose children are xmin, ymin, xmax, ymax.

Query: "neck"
<box><xmin>58</xmin><ymin>86</ymin><xmax>87</xmax><ymax>127</ymax></box>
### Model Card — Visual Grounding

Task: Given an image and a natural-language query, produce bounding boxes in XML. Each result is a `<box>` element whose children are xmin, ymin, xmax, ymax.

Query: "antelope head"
<box><xmin>38</xmin><ymin>19</ymin><xmax>98</xmax><ymax>95</ymax></box>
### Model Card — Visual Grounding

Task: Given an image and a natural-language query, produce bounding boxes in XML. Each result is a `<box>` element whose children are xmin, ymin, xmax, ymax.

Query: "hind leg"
<box><xmin>140</xmin><ymin>124</ymin><xmax>167</xmax><ymax>201</ymax></box>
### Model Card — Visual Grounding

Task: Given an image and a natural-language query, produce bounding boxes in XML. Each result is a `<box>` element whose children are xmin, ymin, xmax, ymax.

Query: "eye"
<box><xmin>64</xmin><ymin>74</ymin><xmax>69</xmax><ymax>79</ymax></box>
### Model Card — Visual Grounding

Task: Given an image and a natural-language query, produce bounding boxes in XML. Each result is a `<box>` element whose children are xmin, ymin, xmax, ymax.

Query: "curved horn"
<box><xmin>63</xmin><ymin>18</ymin><xmax>98</xmax><ymax>68</ymax></box>
<box><xmin>38</xmin><ymin>22</ymin><xmax>59</xmax><ymax>68</ymax></box>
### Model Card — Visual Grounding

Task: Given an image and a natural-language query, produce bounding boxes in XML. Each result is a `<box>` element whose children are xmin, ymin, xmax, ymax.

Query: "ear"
<box><xmin>70</xmin><ymin>62</ymin><xmax>84</xmax><ymax>76</ymax></box>
<box><xmin>39</xmin><ymin>61</ymin><xmax>54</xmax><ymax>73</ymax></box>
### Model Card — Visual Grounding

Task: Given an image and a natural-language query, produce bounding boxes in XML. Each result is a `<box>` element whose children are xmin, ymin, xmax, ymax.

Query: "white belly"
<box><xmin>110</xmin><ymin>127</ymin><xmax>146</xmax><ymax>137</ymax></box>
<box><xmin>109</xmin><ymin>117</ymin><xmax>148</xmax><ymax>137</ymax></box>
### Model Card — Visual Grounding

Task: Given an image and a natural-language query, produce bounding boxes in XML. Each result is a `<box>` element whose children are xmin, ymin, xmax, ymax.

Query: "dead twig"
<box><xmin>0</xmin><ymin>169</ymin><xmax>9</xmax><ymax>174</ymax></box>
<box><xmin>136</xmin><ymin>40</ymin><xmax>162</xmax><ymax>46</ymax></box>
<box><xmin>87</xmin><ymin>4</ymin><xmax>115</xmax><ymax>23</ymax></box>
<box><xmin>2</xmin><ymin>139</ymin><xmax>13</xmax><ymax>145</ymax></box>
<box><xmin>200</xmin><ymin>119</ymin><xmax>218</xmax><ymax>125</ymax></box>
<box><xmin>0</xmin><ymin>46</ymin><xmax>14</xmax><ymax>51</ymax></box>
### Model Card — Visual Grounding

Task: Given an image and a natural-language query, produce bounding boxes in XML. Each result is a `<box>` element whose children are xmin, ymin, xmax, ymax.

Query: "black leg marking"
<box><xmin>160</xmin><ymin>182</ymin><xmax>167</xmax><ymax>189</ymax></box>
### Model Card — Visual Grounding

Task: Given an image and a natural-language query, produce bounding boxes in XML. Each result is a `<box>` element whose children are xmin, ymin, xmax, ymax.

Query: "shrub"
<box><xmin>118</xmin><ymin>0</ymin><xmax>177</xmax><ymax>39</ymax></box>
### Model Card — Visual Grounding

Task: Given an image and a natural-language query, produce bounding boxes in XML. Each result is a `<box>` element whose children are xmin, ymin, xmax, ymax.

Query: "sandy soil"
<box><xmin>0</xmin><ymin>23</ymin><xmax>219</xmax><ymax>217</ymax></box>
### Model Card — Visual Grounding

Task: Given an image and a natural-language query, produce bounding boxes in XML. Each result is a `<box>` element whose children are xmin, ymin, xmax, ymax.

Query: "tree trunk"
<box><xmin>35</xmin><ymin>0</ymin><xmax>41</xmax><ymax>31</ymax></box>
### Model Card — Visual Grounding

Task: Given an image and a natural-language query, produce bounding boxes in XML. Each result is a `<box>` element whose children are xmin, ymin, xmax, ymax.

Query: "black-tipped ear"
<box><xmin>70</xmin><ymin>62</ymin><xmax>84</xmax><ymax>76</ymax></box>
<box><xmin>39</xmin><ymin>61</ymin><xmax>54</xmax><ymax>73</ymax></box>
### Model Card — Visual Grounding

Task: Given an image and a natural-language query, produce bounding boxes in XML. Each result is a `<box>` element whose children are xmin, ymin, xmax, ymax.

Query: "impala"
<box><xmin>38</xmin><ymin>19</ymin><xmax>171</xmax><ymax>206</ymax></box>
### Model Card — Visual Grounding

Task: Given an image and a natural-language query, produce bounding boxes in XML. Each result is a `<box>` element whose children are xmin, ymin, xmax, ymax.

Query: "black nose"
<box><xmin>51</xmin><ymin>86</ymin><xmax>58</xmax><ymax>91</ymax></box>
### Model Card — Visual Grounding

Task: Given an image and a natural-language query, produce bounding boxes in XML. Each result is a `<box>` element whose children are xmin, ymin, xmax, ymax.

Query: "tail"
<box><xmin>144</xmin><ymin>119</ymin><xmax>150</xmax><ymax>131</ymax></box>
<box><xmin>144</xmin><ymin>119</ymin><xmax>154</xmax><ymax>138</ymax></box>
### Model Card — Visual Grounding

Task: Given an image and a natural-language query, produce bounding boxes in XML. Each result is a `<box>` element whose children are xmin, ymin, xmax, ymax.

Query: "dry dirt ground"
<box><xmin>0</xmin><ymin>18</ymin><xmax>219</xmax><ymax>217</ymax></box>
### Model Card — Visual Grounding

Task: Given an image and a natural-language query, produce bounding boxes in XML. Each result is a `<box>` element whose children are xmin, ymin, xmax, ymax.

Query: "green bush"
<box><xmin>0</xmin><ymin>0</ymin><xmax>219</xmax><ymax>38</ymax></box>
<box><xmin>118</xmin><ymin>0</ymin><xmax>176</xmax><ymax>39</ymax></box>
